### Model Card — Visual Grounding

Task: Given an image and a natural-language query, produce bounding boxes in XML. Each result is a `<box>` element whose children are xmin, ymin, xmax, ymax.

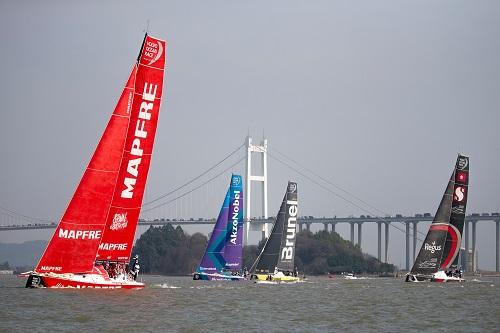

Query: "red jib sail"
<box><xmin>35</xmin><ymin>35</ymin><xmax>166</xmax><ymax>274</ymax></box>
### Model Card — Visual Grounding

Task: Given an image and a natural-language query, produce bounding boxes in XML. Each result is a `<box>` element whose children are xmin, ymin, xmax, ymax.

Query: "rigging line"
<box><xmin>142</xmin><ymin>156</ymin><xmax>245</xmax><ymax>213</ymax></box>
<box><xmin>142</xmin><ymin>143</ymin><xmax>245</xmax><ymax>206</ymax></box>
<box><xmin>0</xmin><ymin>209</ymin><xmax>21</xmax><ymax>221</ymax></box>
<box><xmin>270</xmin><ymin>147</ymin><xmax>429</xmax><ymax>239</ymax></box>
<box><xmin>267</xmin><ymin>152</ymin><xmax>424</xmax><ymax>242</ymax></box>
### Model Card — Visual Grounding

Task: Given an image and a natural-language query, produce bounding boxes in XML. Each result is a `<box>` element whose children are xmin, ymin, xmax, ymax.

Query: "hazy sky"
<box><xmin>1</xmin><ymin>1</ymin><xmax>499</xmax><ymax>269</ymax></box>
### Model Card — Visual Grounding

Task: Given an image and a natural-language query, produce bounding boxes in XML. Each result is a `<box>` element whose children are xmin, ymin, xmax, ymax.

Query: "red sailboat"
<box><xmin>26</xmin><ymin>34</ymin><xmax>166</xmax><ymax>289</ymax></box>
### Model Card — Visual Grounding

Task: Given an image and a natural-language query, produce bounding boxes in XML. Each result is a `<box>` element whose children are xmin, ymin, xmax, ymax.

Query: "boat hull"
<box><xmin>193</xmin><ymin>272</ymin><xmax>245</xmax><ymax>281</ymax></box>
<box><xmin>252</xmin><ymin>273</ymin><xmax>300</xmax><ymax>283</ymax></box>
<box><xmin>405</xmin><ymin>271</ymin><xmax>464</xmax><ymax>283</ymax></box>
<box><xmin>26</xmin><ymin>269</ymin><xmax>144</xmax><ymax>289</ymax></box>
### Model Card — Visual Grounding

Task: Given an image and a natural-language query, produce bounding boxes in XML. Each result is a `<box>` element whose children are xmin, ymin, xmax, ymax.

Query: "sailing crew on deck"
<box><xmin>130</xmin><ymin>255</ymin><xmax>140</xmax><ymax>281</ymax></box>
<box><xmin>294</xmin><ymin>266</ymin><xmax>298</xmax><ymax>277</ymax></box>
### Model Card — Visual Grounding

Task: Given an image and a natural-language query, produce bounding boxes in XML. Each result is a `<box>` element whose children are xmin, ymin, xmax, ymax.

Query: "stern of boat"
<box><xmin>430</xmin><ymin>270</ymin><xmax>465</xmax><ymax>283</ymax></box>
<box><xmin>25</xmin><ymin>272</ymin><xmax>44</xmax><ymax>288</ymax></box>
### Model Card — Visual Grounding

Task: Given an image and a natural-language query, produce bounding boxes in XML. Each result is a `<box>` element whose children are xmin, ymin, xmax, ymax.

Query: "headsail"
<box><xmin>196</xmin><ymin>174</ymin><xmax>243</xmax><ymax>274</ymax></box>
<box><xmin>35</xmin><ymin>35</ymin><xmax>166</xmax><ymax>274</ymax></box>
<box><xmin>197</xmin><ymin>188</ymin><xmax>231</xmax><ymax>274</ymax></box>
<box><xmin>410</xmin><ymin>155</ymin><xmax>469</xmax><ymax>276</ymax></box>
<box><xmin>251</xmin><ymin>181</ymin><xmax>298</xmax><ymax>273</ymax></box>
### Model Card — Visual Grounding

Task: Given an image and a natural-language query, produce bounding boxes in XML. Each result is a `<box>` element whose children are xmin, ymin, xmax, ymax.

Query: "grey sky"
<box><xmin>1</xmin><ymin>1</ymin><xmax>499</xmax><ymax>269</ymax></box>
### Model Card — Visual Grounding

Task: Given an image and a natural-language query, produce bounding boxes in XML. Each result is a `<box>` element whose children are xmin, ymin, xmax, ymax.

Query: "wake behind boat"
<box><xmin>406</xmin><ymin>154</ymin><xmax>469</xmax><ymax>283</ymax></box>
<box><xmin>193</xmin><ymin>174</ymin><xmax>246</xmax><ymax>281</ymax></box>
<box><xmin>25</xmin><ymin>34</ymin><xmax>166</xmax><ymax>289</ymax></box>
<box><xmin>250</xmin><ymin>181</ymin><xmax>301</xmax><ymax>283</ymax></box>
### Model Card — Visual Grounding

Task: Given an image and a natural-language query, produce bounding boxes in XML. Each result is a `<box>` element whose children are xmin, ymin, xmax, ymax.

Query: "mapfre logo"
<box><xmin>110</xmin><ymin>213</ymin><xmax>128</xmax><ymax>231</ymax></box>
<box><xmin>58</xmin><ymin>229</ymin><xmax>101</xmax><ymax>240</ymax></box>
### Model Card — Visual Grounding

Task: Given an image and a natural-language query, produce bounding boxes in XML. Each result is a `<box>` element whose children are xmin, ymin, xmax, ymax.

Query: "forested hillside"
<box><xmin>133</xmin><ymin>225</ymin><xmax>395</xmax><ymax>275</ymax></box>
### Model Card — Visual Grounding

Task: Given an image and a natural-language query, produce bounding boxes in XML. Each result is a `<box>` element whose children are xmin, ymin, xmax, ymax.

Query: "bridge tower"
<box><xmin>244</xmin><ymin>136</ymin><xmax>269</xmax><ymax>244</ymax></box>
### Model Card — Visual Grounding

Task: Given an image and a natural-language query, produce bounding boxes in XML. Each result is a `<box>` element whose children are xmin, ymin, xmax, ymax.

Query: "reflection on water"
<box><xmin>1</xmin><ymin>275</ymin><xmax>499</xmax><ymax>332</ymax></box>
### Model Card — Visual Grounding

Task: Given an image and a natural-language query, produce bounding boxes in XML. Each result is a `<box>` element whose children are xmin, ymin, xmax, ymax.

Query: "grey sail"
<box><xmin>410</xmin><ymin>155</ymin><xmax>469</xmax><ymax>276</ymax></box>
<box><xmin>250</xmin><ymin>182</ymin><xmax>298</xmax><ymax>273</ymax></box>
<box><xmin>276</xmin><ymin>182</ymin><xmax>298</xmax><ymax>271</ymax></box>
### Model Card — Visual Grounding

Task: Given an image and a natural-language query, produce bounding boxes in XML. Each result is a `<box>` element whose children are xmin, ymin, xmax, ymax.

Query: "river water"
<box><xmin>1</xmin><ymin>275</ymin><xmax>499</xmax><ymax>332</ymax></box>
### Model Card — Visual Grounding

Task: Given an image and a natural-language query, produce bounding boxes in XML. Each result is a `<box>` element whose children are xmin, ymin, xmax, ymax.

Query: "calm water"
<box><xmin>1</xmin><ymin>275</ymin><xmax>499</xmax><ymax>332</ymax></box>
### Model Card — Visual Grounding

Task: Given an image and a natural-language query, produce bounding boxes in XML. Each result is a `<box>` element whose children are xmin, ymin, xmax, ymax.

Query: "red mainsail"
<box><xmin>96</xmin><ymin>35</ymin><xmax>166</xmax><ymax>261</ymax></box>
<box><xmin>35</xmin><ymin>35</ymin><xmax>166</xmax><ymax>274</ymax></box>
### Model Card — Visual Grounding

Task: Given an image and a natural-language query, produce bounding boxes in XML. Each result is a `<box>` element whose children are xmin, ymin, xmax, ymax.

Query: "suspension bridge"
<box><xmin>1</xmin><ymin>137</ymin><xmax>499</xmax><ymax>273</ymax></box>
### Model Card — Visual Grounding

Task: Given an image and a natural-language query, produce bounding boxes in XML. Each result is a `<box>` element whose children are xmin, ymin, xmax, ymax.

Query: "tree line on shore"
<box><xmin>132</xmin><ymin>224</ymin><xmax>395</xmax><ymax>276</ymax></box>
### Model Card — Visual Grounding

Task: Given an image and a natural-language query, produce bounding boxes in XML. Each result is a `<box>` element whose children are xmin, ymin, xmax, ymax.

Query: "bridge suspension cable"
<box><xmin>267</xmin><ymin>149</ymin><xmax>425</xmax><ymax>241</ymax></box>
<box><xmin>0</xmin><ymin>204</ymin><xmax>55</xmax><ymax>225</ymax></box>
<box><xmin>142</xmin><ymin>156</ymin><xmax>245</xmax><ymax>213</ymax></box>
<box><xmin>142</xmin><ymin>143</ymin><xmax>244</xmax><ymax>207</ymax></box>
<box><xmin>271</xmin><ymin>147</ymin><xmax>390</xmax><ymax>217</ymax></box>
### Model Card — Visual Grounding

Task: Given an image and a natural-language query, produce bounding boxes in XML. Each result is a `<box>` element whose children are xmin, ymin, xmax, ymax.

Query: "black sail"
<box><xmin>446</xmin><ymin>154</ymin><xmax>469</xmax><ymax>268</ymax></box>
<box><xmin>251</xmin><ymin>182</ymin><xmax>298</xmax><ymax>273</ymax></box>
<box><xmin>410</xmin><ymin>155</ymin><xmax>469</xmax><ymax>276</ymax></box>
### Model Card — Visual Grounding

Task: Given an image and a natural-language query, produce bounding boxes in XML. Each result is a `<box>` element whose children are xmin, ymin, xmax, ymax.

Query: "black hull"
<box><xmin>25</xmin><ymin>273</ymin><xmax>44</xmax><ymax>288</ymax></box>
<box><xmin>405</xmin><ymin>274</ymin><xmax>429</xmax><ymax>282</ymax></box>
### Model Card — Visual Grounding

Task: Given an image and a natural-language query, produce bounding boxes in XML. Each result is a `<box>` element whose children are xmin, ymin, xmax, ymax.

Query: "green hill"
<box><xmin>133</xmin><ymin>224</ymin><xmax>395</xmax><ymax>275</ymax></box>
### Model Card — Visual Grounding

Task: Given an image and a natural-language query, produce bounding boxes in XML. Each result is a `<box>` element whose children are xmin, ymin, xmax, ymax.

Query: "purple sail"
<box><xmin>223</xmin><ymin>174</ymin><xmax>244</xmax><ymax>271</ymax></box>
<box><xmin>196</xmin><ymin>174</ymin><xmax>243</xmax><ymax>274</ymax></box>
<box><xmin>196</xmin><ymin>188</ymin><xmax>230</xmax><ymax>273</ymax></box>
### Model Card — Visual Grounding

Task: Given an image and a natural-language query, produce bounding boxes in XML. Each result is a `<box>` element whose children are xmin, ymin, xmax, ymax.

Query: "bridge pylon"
<box><xmin>244</xmin><ymin>136</ymin><xmax>269</xmax><ymax>244</ymax></box>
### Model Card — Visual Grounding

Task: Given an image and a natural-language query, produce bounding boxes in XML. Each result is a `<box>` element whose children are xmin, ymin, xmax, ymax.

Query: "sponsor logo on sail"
<box><xmin>40</xmin><ymin>266</ymin><xmax>62</xmax><ymax>271</ymax></box>
<box><xmin>281</xmin><ymin>200</ymin><xmax>298</xmax><ymax>260</ymax></box>
<box><xmin>98</xmin><ymin>243</ymin><xmax>128</xmax><ymax>251</ymax></box>
<box><xmin>456</xmin><ymin>171</ymin><xmax>467</xmax><ymax>184</ymax></box>
<box><xmin>424</xmin><ymin>241</ymin><xmax>442</xmax><ymax>254</ymax></box>
<box><xmin>454</xmin><ymin>186</ymin><xmax>465</xmax><ymax>202</ymax></box>
<box><xmin>142</xmin><ymin>39</ymin><xmax>163</xmax><ymax>66</ymax></box>
<box><xmin>288</xmin><ymin>183</ymin><xmax>297</xmax><ymax>193</ymax></box>
<box><xmin>229</xmin><ymin>191</ymin><xmax>241</xmax><ymax>245</ymax></box>
<box><xmin>457</xmin><ymin>157</ymin><xmax>468</xmax><ymax>170</ymax></box>
<box><xmin>110</xmin><ymin>212</ymin><xmax>128</xmax><ymax>231</ymax></box>
<box><xmin>232</xmin><ymin>176</ymin><xmax>241</xmax><ymax>186</ymax></box>
<box><xmin>58</xmin><ymin>228</ymin><xmax>101</xmax><ymax>240</ymax></box>
<box><xmin>451</xmin><ymin>205</ymin><xmax>465</xmax><ymax>214</ymax></box>
<box><xmin>121</xmin><ymin>82</ymin><xmax>158</xmax><ymax>199</ymax></box>
<box><xmin>418</xmin><ymin>258</ymin><xmax>438</xmax><ymax>269</ymax></box>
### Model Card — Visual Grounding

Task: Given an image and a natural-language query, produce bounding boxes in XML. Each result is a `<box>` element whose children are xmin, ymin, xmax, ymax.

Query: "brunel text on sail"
<box><xmin>281</xmin><ymin>200</ymin><xmax>298</xmax><ymax>260</ymax></box>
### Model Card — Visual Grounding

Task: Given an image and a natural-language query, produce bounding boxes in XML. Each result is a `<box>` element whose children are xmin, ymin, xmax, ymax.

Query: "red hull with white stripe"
<box><xmin>40</xmin><ymin>274</ymin><xmax>144</xmax><ymax>289</ymax></box>
<box><xmin>29</xmin><ymin>266</ymin><xmax>144</xmax><ymax>289</ymax></box>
